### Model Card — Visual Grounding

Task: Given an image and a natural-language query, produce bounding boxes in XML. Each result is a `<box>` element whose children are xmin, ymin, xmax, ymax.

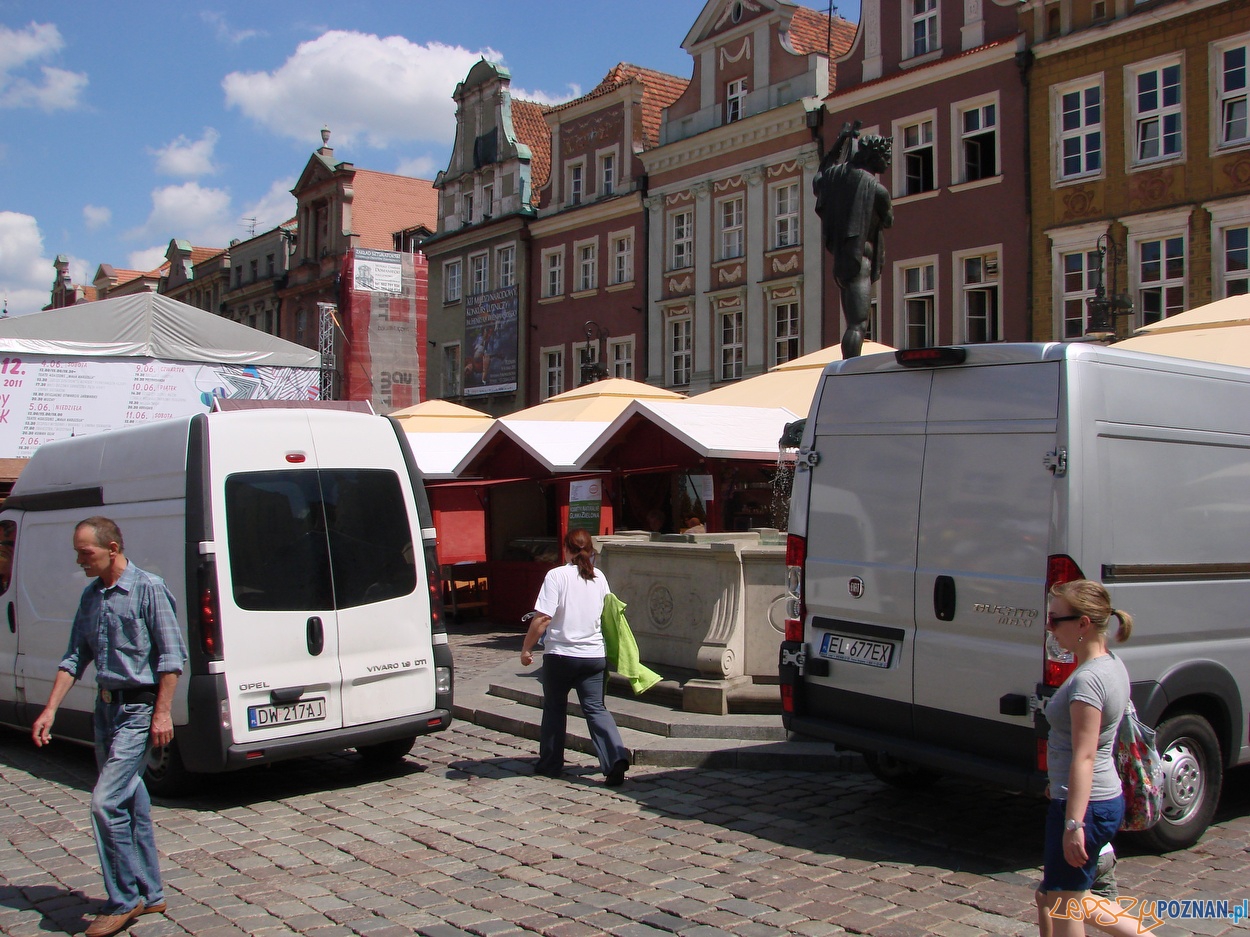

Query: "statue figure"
<box><xmin>813</xmin><ymin>123</ymin><xmax>894</xmax><ymax>358</ymax></box>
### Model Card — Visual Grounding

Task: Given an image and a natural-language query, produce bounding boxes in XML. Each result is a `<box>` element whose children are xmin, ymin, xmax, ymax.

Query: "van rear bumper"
<box><xmin>215</xmin><ymin>710</ymin><xmax>453</xmax><ymax>772</ymax></box>
<box><xmin>788</xmin><ymin>714</ymin><xmax>1048</xmax><ymax>794</ymax></box>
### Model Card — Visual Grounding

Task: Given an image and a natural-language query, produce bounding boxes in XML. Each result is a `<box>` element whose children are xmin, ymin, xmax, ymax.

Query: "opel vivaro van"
<box><xmin>0</xmin><ymin>408</ymin><xmax>454</xmax><ymax>793</ymax></box>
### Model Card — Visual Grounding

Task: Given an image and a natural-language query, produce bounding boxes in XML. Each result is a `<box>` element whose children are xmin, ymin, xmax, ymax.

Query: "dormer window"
<box><xmin>726</xmin><ymin>78</ymin><xmax>748</xmax><ymax>123</ymax></box>
<box><xmin>463</xmin><ymin>192</ymin><xmax>474</xmax><ymax>223</ymax></box>
<box><xmin>482</xmin><ymin>184</ymin><xmax>493</xmax><ymax>218</ymax></box>
<box><xmin>569</xmin><ymin>163</ymin><xmax>584</xmax><ymax>205</ymax></box>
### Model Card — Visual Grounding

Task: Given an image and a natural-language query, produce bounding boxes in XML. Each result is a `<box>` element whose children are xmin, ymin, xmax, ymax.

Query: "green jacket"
<box><xmin>601</xmin><ymin>593</ymin><xmax>662</xmax><ymax>695</ymax></box>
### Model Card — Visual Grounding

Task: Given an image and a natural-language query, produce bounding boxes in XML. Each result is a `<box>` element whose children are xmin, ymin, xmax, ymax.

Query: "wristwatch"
<box><xmin>1065</xmin><ymin>818</ymin><xmax>1085</xmax><ymax>832</ymax></box>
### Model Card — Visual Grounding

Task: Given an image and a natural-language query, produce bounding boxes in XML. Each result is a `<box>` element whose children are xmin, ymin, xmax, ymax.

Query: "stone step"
<box><xmin>453</xmin><ymin>661</ymin><xmax>863</xmax><ymax>772</ymax></box>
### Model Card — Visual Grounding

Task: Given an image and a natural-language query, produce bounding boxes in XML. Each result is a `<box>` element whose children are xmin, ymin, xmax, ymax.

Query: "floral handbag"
<box><xmin>1115</xmin><ymin>700</ymin><xmax>1164</xmax><ymax>831</ymax></box>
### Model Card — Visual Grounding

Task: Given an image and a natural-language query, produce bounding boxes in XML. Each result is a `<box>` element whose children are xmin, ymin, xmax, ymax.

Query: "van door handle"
<box><xmin>934</xmin><ymin>576</ymin><xmax>956</xmax><ymax>621</ymax></box>
<box><xmin>307</xmin><ymin>616</ymin><xmax>324</xmax><ymax>656</ymax></box>
<box><xmin>6</xmin><ymin>602</ymin><xmax>13</xmax><ymax>634</ymax></box>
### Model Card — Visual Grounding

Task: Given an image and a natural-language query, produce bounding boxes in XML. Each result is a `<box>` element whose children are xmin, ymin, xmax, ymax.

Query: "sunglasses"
<box><xmin>1046</xmin><ymin>614</ymin><xmax>1081</xmax><ymax>628</ymax></box>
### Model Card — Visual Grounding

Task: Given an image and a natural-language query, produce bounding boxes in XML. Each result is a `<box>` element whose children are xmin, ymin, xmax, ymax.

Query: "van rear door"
<box><xmin>911</xmin><ymin>361</ymin><xmax>1059</xmax><ymax>769</ymax></box>
<box><xmin>802</xmin><ymin>368</ymin><xmax>932</xmax><ymax>738</ymax></box>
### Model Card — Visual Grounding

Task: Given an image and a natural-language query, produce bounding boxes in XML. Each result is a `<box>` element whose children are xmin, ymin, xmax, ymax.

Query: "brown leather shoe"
<box><xmin>84</xmin><ymin>904</ymin><xmax>143</xmax><ymax>936</ymax></box>
<box><xmin>140</xmin><ymin>900</ymin><xmax>167</xmax><ymax>915</ymax></box>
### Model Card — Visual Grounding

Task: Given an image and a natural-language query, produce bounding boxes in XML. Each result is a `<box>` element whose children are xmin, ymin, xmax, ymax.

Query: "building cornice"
<box><xmin>1028</xmin><ymin>0</ymin><xmax>1230</xmax><ymax>59</ymax></box>
<box><xmin>422</xmin><ymin>213</ymin><xmax>530</xmax><ymax>257</ymax></box>
<box><xmin>646</xmin><ymin>141</ymin><xmax>819</xmax><ymax>197</ymax></box>
<box><xmin>828</xmin><ymin>38</ymin><xmax>1022</xmax><ymax>109</ymax></box>
<box><xmin>530</xmin><ymin>193</ymin><xmax>644</xmax><ymax>238</ymax></box>
<box><xmin>641</xmin><ymin>101</ymin><xmax>816</xmax><ymax>177</ymax></box>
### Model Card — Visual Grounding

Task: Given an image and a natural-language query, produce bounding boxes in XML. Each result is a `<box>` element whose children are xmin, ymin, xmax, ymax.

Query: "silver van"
<box><xmin>781</xmin><ymin>342</ymin><xmax>1250</xmax><ymax>850</ymax></box>
<box><xmin>0</xmin><ymin>408</ymin><xmax>454</xmax><ymax>793</ymax></box>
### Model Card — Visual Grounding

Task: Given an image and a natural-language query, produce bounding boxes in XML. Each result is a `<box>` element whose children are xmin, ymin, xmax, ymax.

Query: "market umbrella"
<box><xmin>1134</xmin><ymin>294</ymin><xmax>1250</xmax><ymax>334</ymax></box>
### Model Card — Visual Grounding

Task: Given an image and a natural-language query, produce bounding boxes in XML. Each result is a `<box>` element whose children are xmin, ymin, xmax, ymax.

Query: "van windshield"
<box><xmin>225</xmin><ymin>468</ymin><xmax>417</xmax><ymax>611</ymax></box>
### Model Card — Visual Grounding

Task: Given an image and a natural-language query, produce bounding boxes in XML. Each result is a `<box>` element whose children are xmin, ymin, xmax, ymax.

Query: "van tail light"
<box><xmin>784</xmin><ymin>534</ymin><xmax>806</xmax><ymax>642</ymax></box>
<box><xmin>424</xmin><ymin>543</ymin><xmax>447</xmax><ymax>634</ymax></box>
<box><xmin>198</xmin><ymin>564</ymin><xmax>224</xmax><ymax>661</ymax></box>
<box><xmin>780</xmin><ymin>682</ymin><xmax>795</xmax><ymax>713</ymax></box>
<box><xmin>1043</xmin><ymin>554</ymin><xmax>1084</xmax><ymax>687</ymax></box>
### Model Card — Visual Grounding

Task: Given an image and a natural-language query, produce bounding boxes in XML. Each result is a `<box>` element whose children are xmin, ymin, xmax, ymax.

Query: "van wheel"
<box><xmin>144</xmin><ymin>739</ymin><xmax>196</xmax><ymax>797</ymax></box>
<box><xmin>357</xmin><ymin>736</ymin><xmax>416</xmax><ymax>766</ymax></box>
<box><xmin>1137</xmin><ymin>713</ymin><xmax>1222</xmax><ymax>852</ymax></box>
<box><xmin>864</xmin><ymin>751</ymin><xmax>941</xmax><ymax>790</ymax></box>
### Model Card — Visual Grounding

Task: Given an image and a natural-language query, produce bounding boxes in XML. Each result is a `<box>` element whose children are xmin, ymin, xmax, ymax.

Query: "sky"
<box><xmin>0</xmin><ymin>0</ymin><xmax>857</xmax><ymax>317</ymax></box>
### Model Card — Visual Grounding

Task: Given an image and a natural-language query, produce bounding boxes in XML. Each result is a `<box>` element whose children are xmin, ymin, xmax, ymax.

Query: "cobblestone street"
<box><xmin>0</xmin><ymin>622</ymin><xmax>1246</xmax><ymax>937</ymax></box>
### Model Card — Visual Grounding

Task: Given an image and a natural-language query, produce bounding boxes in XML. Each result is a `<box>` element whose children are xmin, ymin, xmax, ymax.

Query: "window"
<box><xmin>600</xmin><ymin>153</ymin><xmax>616</xmax><ymax>196</ymax></box>
<box><xmin>1057</xmin><ymin>81</ymin><xmax>1102</xmax><ymax>180</ymax></box>
<box><xmin>609</xmin><ymin>338</ymin><xmax>634</xmax><ymax>379</ymax></box>
<box><xmin>267</xmin><ymin>253</ymin><xmax>275</xmax><ymax>277</ymax></box>
<box><xmin>1060</xmin><ymin>249</ymin><xmax>1101</xmax><ymax>338</ymax></box>
<box><xmin>1131</xmin><ymin>60</ymin><xmax>1183</xmax><ymax>164</ymax></box>
<box><xmin>463</xmin><ymin>192</ymin><xmax>474</xmax><ymax>223</ymax></box>
<box><xmin>577</xmin><ymin>241</ymin><xmax>598</xmax><ymax>292</ymax></box>
<box><xmin>469</xmin><ymin>252</ymin><xmax>488</xmax><ymax>295</ymax></box>
<box><xmin>250</xmin><ymin>259</ymin><xmax>258</xmax><ymax>282</ymax></box>
<box><xmin>497</xmin><ymin>246</ymin><xmax>515</xmax><ymax>288</ymax></box>
<box><xmin>719</xmin><ymin>309</ymin><xmax>744</xmax><ymax>380</ymax></box>
<box><xmin>901</xmin><ymin>118</ymin><xmax>935</xmax><ymax>194</ymax></box>
<box><xmin>669</xmin><ymin>314</ymin><xmax>692</xmax><ymax>385</ymax></box>
<box><xmin>234</xmin><ymin>265</ymin><xmax>243</xmax><ymax>287</ymax></box>
<box><xmin>1216</xmin><ymin>38</ymin><xmax>1249</xmax><ymax>148</ymax></box>
<box><xmin>568</xmin><ymin>163</ymin><xmax>584</xmax><ymax>205</ymax></box>
<box><xmin>543</xmin><ymin>249</ymin><xmax>564</xmax><ymax>298</ymax></box>
<box><xmin>961</xmin><ymin>251</ymin><xmax>1000</xmax><ymax>343</ymax></box>
<box><xmin>1222</xmin><ymin>225</ymin><xmax>1249</xmax><ymax>296</ymax></box>
<box><xmin>773</xmin><ymin>182</ymin><xmax>800</xmax><ymax>248</ymax></box>
<box><xmin>444</xmin><ymin>260</ymin><xmax>462</xmax><ymax>303</ymax></box>
<box><xmin>726</xmin><ymin>78</ymin><xmax>747</xmax><ymax>123</ymax></box>
<box><xmin>719</xmin><ymin>196</ymin><xmax>744</xmax><ymax>259</ymax></box>
<box><xmin>901</xmin><ymin>262</ymin><xmax>936</xmax><ymax>348</ymax></box>
<box><xmin>773</xmin><ymin>302</ymin><xmax>800</xmax><ymax>365</ymax></box>
<box><xmin>574</xmin><ymin>341</ymin><xmax>600</xmax><ymax>382</ymax></box>
<box><xmin>443</xmin><ymin>344</ymin><xmax>462</xmax><ymax>397</ymax></box>
<box><xmin>1137</xmin><ymin>235</ymin><xmax>1185</xmax><ymax>324</ymax></box>
<box><xmin>959</xmin><ymin>101</ymin><xmax>997</xmax><ymax>182</ymax></box>
<box><xmin>225</xmin><ymin>470</ymin><xmax>416</xmax><ymax>612</ymax></box>
<box><xmin>611</xmin><ymin>233</ymin><xmax>633</xmax><ymax>285</ymax></box>
<box><xmin>670</xmin><ymin>209</ymin><xmax>693</xmax><ymax>270</ymax></box>
<box><xmin>482</xmin><ymin>184</ymin><xmax>493</xmax><ymax>218</ymax></box>
<box><xmin>911</xmin><ymin>0</ymin><xmax>938</xmax><ymax>56</ymax></box>
<box><xmin>543</xmin><ymin>348</ymin><xmax>564</xmax><ymax>400</ymax></box>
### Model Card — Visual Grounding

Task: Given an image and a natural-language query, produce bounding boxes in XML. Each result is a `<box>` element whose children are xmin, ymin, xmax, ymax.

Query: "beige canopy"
<box><xmin>500</xmin><ymin>378</ymin><xmax>686</xmax><ymax>423</ymax></box>
<box><xmin>390</xmin><ymin>399</ymin><xmax>495</xmax><ymax>433</ymax></box>
<box><xmin>1115</xmin><ymin>294</ymin><xmax>1250</xmax><ymax>367</ymax></box>
<box><xmin>691</xmin><ymin>341</ymin><xmax>896</xmax><ymax>409</ymax></box>
<box><xmin>1135</xmin><ymin>294</ymin><xmax>1250</xmax><ymax>334</ymax></box>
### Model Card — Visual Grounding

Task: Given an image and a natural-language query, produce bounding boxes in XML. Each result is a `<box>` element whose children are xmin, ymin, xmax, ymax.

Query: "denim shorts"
<box><xmin>1041</xmin><ymin>796</ymin><xmax>1125</xmax><ymax>893</ymax></box>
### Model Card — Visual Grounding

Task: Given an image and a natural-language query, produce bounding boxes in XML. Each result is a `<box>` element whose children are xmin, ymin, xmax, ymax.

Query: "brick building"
<box><xmin>1025</xmin><ymin>0</ymin><xmax>1250</xmax><ymax>340</ymax></box>
<box><xmin>641</xmin><ymin>0</ymin><xmax>856</xmax><ymax>395</ymax></box>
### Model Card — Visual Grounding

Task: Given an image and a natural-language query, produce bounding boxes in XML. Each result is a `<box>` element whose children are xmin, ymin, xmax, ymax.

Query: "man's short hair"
<box><xmin>77</xmin><ymin>516</ymin><xmax>124</xmax><ymax>552</ymax></box>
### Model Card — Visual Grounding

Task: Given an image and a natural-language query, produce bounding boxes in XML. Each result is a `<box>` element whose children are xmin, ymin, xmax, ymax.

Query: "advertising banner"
<box><xmin>0</xmin><ymin>355</ymin><xmax>318</xmax><ymax>458</ymax></box>
<box><xmin>463</xmin><ymin>285</ymin><xmax>518</xmax><ymax>396</ymax></box>
<box><xmin>352</xmin><ymin>248</ymin><xmax>403</xmax><ymax>294</ymax></box>
<box><xmin>568</xmin><ymin>478</ymin><xmax>602</xmax><ymax>533</ymax></box>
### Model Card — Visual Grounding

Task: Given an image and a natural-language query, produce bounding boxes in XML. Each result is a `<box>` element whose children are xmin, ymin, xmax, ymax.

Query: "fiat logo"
<box><xmin>848</xmin><ymin>577</ymin><xmax>865</xmax><ymax>598</ymax></box>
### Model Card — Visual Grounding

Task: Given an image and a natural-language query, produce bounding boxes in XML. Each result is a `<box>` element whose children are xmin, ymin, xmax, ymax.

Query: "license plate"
<box><xmin>819</xmin><ymin>632</ymin><xmax>894</xmax><ymax>668</ymax></box>
<box><xmin>247</xmin><ymin>697</ymin><xmax>327</xmax><ymax>729</ymax></box>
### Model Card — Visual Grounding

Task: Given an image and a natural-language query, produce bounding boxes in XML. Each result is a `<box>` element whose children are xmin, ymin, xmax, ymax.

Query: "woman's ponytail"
<box><xmin>565</xmin><ymin>528</ymin><xmax>597</xmax><ymax>581</ymax></box>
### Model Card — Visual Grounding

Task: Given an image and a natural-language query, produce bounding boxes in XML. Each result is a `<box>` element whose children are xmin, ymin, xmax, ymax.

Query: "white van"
<box><xmin>0</xmin><ymin>408</ymin><xmax>454</xmax><ymax>793</ymax></box>
<box><xmin>781</xmin><ymin>342</ymin><xmax>1250</xmax><ymax>851</ymax></box>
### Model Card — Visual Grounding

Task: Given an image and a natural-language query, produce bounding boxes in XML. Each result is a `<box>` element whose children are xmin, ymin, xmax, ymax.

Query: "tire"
<box><xmin>864</xmin><ymin>751</ymin><xmax>942</xmax><ymax>790</ymax></box>
<box><xmin>1137</xmin><ymin>713</ymin><xmax>1222</xmax><ymax>853</ymax></box>
<box><xmin>144</xmin><ymin>738</ymin><xmax>197</xmax><ymax>797</ymax></box>
<box><xmin>357</xmin><ymin>735</ymin><xmax>416</xmax><ymax>766</ymax></box>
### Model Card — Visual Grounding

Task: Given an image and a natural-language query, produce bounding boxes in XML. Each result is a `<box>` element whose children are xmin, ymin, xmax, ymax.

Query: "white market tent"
<box><xmin>0</xmin><ymin>293</ymin><xmax>320</xmax><ymax>367</ymax></box>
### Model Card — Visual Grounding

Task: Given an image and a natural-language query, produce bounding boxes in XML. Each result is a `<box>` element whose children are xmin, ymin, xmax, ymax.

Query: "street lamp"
<box><xmin>1085</xmin><ymin>231</ymin><xmax>1134</xmax><ymax>336</ymax></box>
<box><xmin>580</xmin><ymin>320</ymin><xmax>609</xmax><ymax>385</ymax></box>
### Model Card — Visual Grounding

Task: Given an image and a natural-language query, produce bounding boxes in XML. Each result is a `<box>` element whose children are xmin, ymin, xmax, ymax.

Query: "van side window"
<box><xmin>225</xmin><ymin>469</ymin><xmax>416</xmax><ymax>611</ymax></box>
<box><xmin>0</xmin><ymin>518</ymin><xmax>15</xmax><ymax>593</ymax></box>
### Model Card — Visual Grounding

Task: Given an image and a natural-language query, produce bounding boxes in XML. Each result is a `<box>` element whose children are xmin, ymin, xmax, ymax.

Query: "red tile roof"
<box><xmin>349</xmin><ymin>171</ymin><xmax>439</xmax><ymax>249</ymax></box>
<box><xmin>190</xmin><ymin>246</ymin><xmax>226</xmax><ymax>265</ymax></box>
<box><xmin>510</xmin><ymin>98</ymin><xmax>552</xmax><ymax>194</ymax></box>
<box><xmin>788</xmin><ymin>6</ymin><xmax>857</xmax><ymax>58</ymax></box>
<box><xmin>547</xmin><ymin>63</ymin><xmax>689</xmax><ymax>150</ymax></box>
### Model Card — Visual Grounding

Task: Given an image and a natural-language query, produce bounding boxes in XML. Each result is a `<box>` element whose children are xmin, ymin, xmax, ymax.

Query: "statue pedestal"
<box><xmin>682</xmin><ymin>675</ymin><xmax>753</xmax><ymax>715</ymax></box>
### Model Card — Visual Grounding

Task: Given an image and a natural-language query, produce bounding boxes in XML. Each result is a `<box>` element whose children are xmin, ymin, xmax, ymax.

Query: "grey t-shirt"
<box><xmin>1046</xmin><ymin>652</ymin><xmax>1130</xmax><ymax>801</ymax></box>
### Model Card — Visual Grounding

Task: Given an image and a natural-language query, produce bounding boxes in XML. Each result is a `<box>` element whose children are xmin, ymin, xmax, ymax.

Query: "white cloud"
<box><xmin>128</xmin><ymin>182</ymin><xmax>235</xmax><ymax>248</ymax></box>
<box><xmin>223</xmin><ymin>31</ymin><xmax>499</xmax><ymax>149</ymax></box>
<box><xmin>83</xmin><ymin>204</ymin><xmax>112</xmax><ymax>230</ymax></box>
<box><xmin>151</xmin><ymin>128</ymin><xmax>220</xmax><ymax>177</ymax></box>
<box><xmin>510</xmin><ymin>84</ymin><xmax>581</xmax><ymax>107</ymax></box>
<box><xmin>242</xmin><ymin>177</ymin><xmax>297</xmax><ymax>231</ymax></box>
<box><xmin>0</xmin><ymin>23</ymin><xmax>88</xmax><ymax>111</ymax></box>
<box><xmin>0</xmin><ymin>211</ymin><xmax>53</xmax><ymax>315</ymax></box>
<box><xmin>126</xmin><ymin>245</ymin><xmax>171</xmax><ymax>274</ymax></box>
<box><xmin>200</xmin><ymin>11</ymin><xmax>263</xmax><ymax>45</ymax></box>
<box><xmin>394</xmin><ymin>154</ymin><xmax>439</xmax><ymax>179</ymax></box>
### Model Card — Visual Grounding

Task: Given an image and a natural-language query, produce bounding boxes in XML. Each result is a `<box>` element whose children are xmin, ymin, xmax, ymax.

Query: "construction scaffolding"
<box><xmin>317</xmin><ymin>302</ymin><xmax>337</xmax><ymax>400</ymax></box>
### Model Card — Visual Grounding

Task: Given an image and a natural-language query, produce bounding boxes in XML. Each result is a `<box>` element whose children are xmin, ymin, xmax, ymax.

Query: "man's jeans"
<box><xmin>91</xmin><ymin>700</ymin><xmax>163</xmax><ymax>914</ymax></box>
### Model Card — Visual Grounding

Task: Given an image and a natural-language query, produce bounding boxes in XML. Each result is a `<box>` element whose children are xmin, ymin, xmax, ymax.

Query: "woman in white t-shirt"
<box><xmin>520</xmin><ymin>528</ymin><xmax>630</xmax><ymax>786</ymax></box>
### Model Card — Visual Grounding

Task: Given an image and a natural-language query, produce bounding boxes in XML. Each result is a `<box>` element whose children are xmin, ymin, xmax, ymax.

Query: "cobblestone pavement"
<box><xmin>1</xmin><ymin>621</ymin><xmax>1247</xmax><ymax>937</ymax></box>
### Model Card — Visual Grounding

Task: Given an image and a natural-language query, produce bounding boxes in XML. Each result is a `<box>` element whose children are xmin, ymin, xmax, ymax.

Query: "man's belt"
<box><xmin>99</xmin><ymin>686</ymin><xmax>158</xmax><ymax>704</ymax></box>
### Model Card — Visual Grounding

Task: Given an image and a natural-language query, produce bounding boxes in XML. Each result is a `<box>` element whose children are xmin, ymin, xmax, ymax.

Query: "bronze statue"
<box><xmin>814</xmin><ymin>123</ymin><xmax>893</xmax><ymax>358</ymax></box>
